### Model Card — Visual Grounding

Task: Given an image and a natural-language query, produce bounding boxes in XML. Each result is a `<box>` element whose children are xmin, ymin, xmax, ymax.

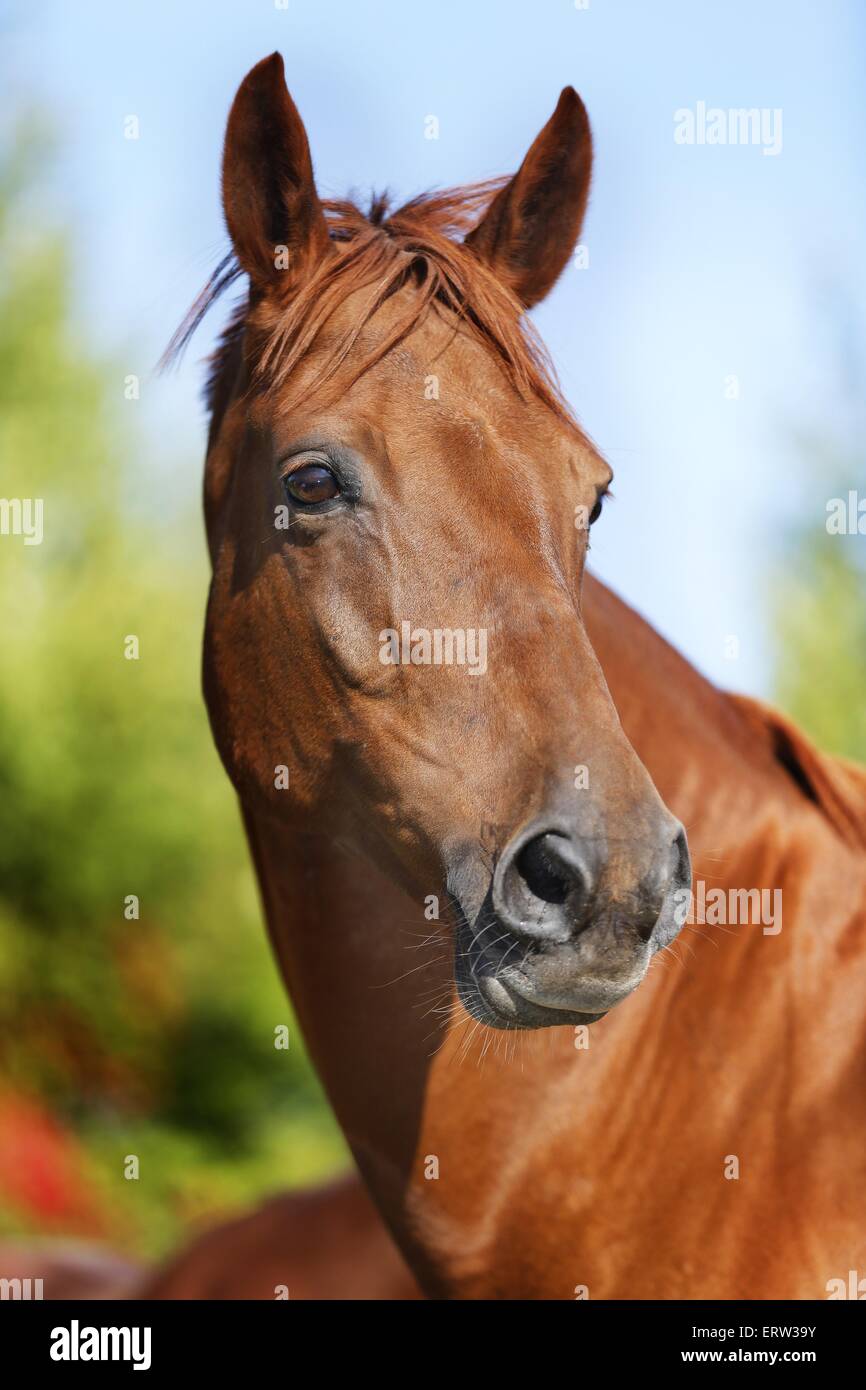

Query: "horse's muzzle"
<box><xmin>451</xmin><ymin>813</ymin><xmax>691</xmax><ymax>1029</ymax></box>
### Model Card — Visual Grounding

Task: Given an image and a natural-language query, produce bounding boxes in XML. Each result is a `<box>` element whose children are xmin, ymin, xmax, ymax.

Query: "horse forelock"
<box><xmin>162</xmin><ymin>181</ymin><xmax>581</xmax><ymax>436</ymax></box>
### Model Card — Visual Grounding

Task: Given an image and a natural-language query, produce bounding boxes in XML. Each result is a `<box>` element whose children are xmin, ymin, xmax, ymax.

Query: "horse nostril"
<box><xmin>515</xmin><ymin>833</ymin><xmax>583</xmax><ymax>907</ymax></box>
<box><xmin>493</xmin><ymin>816</ymin><xmax>690</xmax><ymax>949</ymax></box>
<box><xmin>493</xmin><ymin>829</ymin><xmax>592</xmax><ymax>944</ymax></box>
<box><xmin>673</xmin><ymin>824</ymin><xmax>691</xmax><ymax>887</ymax></box>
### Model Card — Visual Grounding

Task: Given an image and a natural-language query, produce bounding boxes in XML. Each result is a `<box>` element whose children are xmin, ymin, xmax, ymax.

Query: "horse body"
<box><xmin>188</xmin><ymin>54</ymin><xmax>866</xmax><ymax>1299</ymax></box>
<box><xmin>139</xmin><ymin>1175</ymin><xmax>418</xmax><ymax>1300</ymax></box>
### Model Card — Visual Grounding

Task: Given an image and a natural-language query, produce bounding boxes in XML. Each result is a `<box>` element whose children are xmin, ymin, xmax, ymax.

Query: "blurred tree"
<box><xmin>774</xmin><ymin>511</ymin><xmax>866</xmax><ymax>761</ymax></box>
<box><xmin>0</xmin><ymin>125</ymin><xmax>344</xmax><ymax>1256</ymax></box>
<box><xmin>772</xmin><ymin>369</ymin><xmax>866</xmax><ymax>763</ymax></box>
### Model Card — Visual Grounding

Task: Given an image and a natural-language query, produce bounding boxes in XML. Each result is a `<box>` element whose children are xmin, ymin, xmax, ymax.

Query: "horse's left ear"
<box><xmin>221</xmin><ymin>52</ymin><xmax>332</xmax><ymax>292</ymax></box>
<box><xmin>465</xmin><ymin>87</ymin><xmax>592</xmax><ymax>309</ymax></box>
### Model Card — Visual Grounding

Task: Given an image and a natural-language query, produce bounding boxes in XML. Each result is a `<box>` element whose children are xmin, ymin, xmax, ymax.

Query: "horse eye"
<box><xmin>283</xmin><ymin>463</ymin><xmax>341</xmax><ymax>506</ymax></box>
<box><xmin>589</xmin><ymin>495</ymin><xmax>604</xmax><ymax>526</ymax></box>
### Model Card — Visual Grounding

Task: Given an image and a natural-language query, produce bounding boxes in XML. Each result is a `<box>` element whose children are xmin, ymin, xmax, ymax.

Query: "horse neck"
<box><xmin>583</xmin><ymin>573</ymin><xmax>866</xmax><ymax>873</ymax></box>
<box><xmin>242</xmin><ymin>575</ymin><xmax>866</xmax><ymax>1267</ymax></box>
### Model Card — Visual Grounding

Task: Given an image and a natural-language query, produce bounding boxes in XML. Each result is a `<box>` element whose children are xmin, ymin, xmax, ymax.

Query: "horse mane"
<box><xmin>729</xmin><ymin>694</ymin><xmax>866</xmax><ymax>853</ymax></box>
<box><xmin>162</xmin><ymin>181</ymin><xmax>581</xmax><ymax>431</ymax></box>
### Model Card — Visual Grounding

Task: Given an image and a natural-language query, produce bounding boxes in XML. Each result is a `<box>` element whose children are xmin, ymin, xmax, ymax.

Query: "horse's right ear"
<box><xmin>221</xmin><ymin>53</ymin><xmax>332</xmax><ymax>292</ymax></box>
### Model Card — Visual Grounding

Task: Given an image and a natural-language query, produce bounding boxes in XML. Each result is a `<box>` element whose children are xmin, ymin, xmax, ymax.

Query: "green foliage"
<box><xmin>773</xmin><ymin>452</ymin><xmax>866</xmax><ymax>763</ymax></box>
<box><xmin>0</xmin><ymin>127</ymin><xmax>345</xmax><ymax>1255</ymax></box>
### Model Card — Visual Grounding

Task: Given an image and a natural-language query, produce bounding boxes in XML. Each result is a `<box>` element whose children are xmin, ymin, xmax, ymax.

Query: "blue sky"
<box><xmin>8</xmin><ymin>0</ymin><xmax>866</xmax><ymax>695</ymax></box>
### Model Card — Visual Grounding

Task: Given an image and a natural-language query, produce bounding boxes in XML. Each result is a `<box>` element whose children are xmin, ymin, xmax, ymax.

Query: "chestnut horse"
<box><xmin>170</xmin><ymin>53</ymin><xmax>866</xmax><ymax>1299</ymax></box>
<box><xmin>2</xmin><ymin>588</ymin><xmax>864</xmax><ymax>1299</ymax></box>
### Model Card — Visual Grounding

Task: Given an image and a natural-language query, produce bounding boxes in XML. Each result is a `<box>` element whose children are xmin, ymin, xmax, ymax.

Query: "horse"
<box><xmin>167</xmin><ymin>52</ymin><xmax>866</xmax><ymax>1299</ymax></box>
<box><xmin>138</xmin><ymin>1174</ymin><xmax>418</xmax><ymax>1300</ymax></box>
<box><xmin>7</xmin><ymin>561</ymin><xmax>863</xmax><ymax>1302</ymax></box>
<box><xmin>2</xmin><ymin>585</ymin><xmax>864</xmax><ymax>1300</ymax></box>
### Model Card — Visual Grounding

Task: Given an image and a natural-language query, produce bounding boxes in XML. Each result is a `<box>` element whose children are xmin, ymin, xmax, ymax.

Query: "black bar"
<box><xmin>0</xmin><ymin>1297</ymin><xmax>860</xmax><ymax>1375</ymax></box>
